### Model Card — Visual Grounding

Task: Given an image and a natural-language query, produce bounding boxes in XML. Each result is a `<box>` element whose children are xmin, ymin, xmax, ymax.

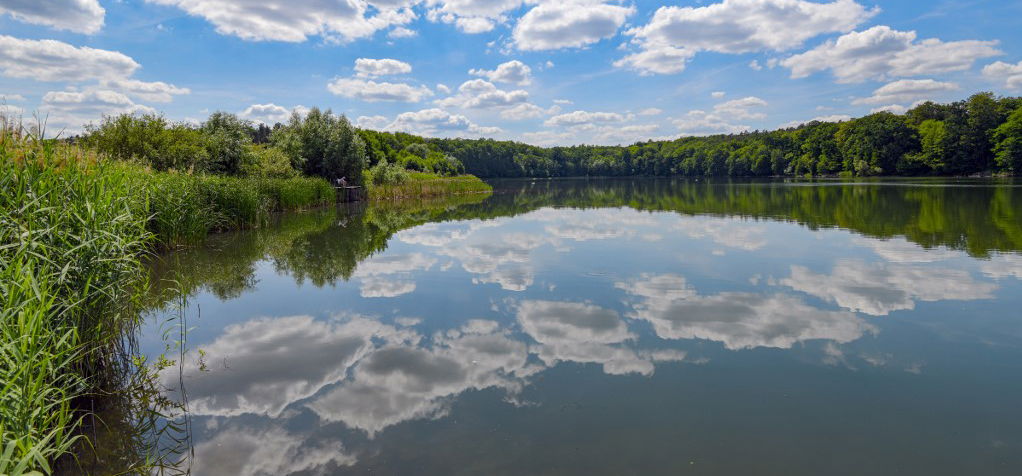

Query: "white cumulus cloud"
<box><xmin>424</xmin><ymin>0</ymin><xmax>524</xmax><ymax>34</ymax></box>
<box><xmin>782</xmin><ymin>25</ymin><xmax>1001</xmax><ymax>83</ymax></box>
<box><xmin>513</xmin><ymin>0</ymin><xmax>634</xmax><ymax>51</ymax></box>
<box><xmin>99</xmin><ymin>78</ymin><xmax>190</xmax><ymax>103</ymax></box>
<box><xmin>618</xmin><ymin>0</ymin><xmax>875</xmax><ymax>75</ymax></box>
<box><xmin>354</xmin><ymin>57</ymin><xmax>412</xmax><ymax>77</ymax></box>
<box><xmin>469</xmin><ymin>60</ymin><xmax>532</xmax><ymax>85</ymax></box>
<box><xmin>385</xmin><ymin>108</ymin><xmax>501</xmax><ymax>137</ymax></box>
<box><xmin>435</xmin><ymin>79</ymin><xmax>528</xmax><ymax>109</ymax></box>
<box><xmin>852</xmin><ymin>79</ymin><xmax>959</xmax><ymax>106</ymax></box>
<box><xmin>149</xmin><ymin>0</ymin><xmax>416</xmax><ymax>43</ymax></box>
<box><xmin>0</xmin><ymin>35</ymin><xmax>139</xmax><ymax>82</ymax></box>
<box><xmin>0</xmin><ymin>0</ymin><xmax>105</xmax><ymax>34</ymax></box>
<box><xmin>616</xmin><ymin>274</ymin><xmax>874</xmax><ymax>350</ymax></box>
<box><xmin>240</xmin><ymin>103</ymin><xmax>303</xmax><ymax>124</ymax></box>
<box><xmin>779</xmin><ymin>114</ymin><xmax>852</xmax><ymax>129</ymax></box>
<box><xmin>41</xmin><ymin>89</ymin><xmax>155</xmax><ymax>133</ymax></box>
<box><xmin>328</xmin><ymin>77</ymin><xmax>433</xmax><ymax>102</ymax></box>
<box><xmin>782</xmin><ymin>260</ymin><xmax>997</xmax><ymax>316</ymax></box>
<box><xmin>983</xmin><ymin>61</ymin><xmax>1022</xmax><ymax>90</ymax></box>
<box><xmin>544</xmin><ymin>110</ymin><xmax>629</xmax><ymax>127</ymax></box>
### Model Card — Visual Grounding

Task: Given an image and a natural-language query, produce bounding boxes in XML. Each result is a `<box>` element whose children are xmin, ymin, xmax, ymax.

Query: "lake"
<box><xmin>134</xmin><ymin>178</ymin><xmax>1022</xmax><ymax>475</ymax></box>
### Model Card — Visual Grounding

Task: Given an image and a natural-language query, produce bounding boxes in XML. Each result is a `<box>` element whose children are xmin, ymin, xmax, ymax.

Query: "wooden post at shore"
<box><xmin>335</xmin><ymin>186</ymin><xmax>366</xmax><ymax>203</ymax></box>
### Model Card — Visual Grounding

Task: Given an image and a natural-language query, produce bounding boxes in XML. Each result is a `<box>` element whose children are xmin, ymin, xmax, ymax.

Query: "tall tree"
<box><xmin>272</xmin><ymin>108</ymin><xmax>367</xmax><ymax>183</ymax></box>
<box><xmin>202</xmin><ymin>112</ymin><xmax>253</xmax><ymax>175</ymax></box>
<box><xmin>964</xmin><ymin>92</ymin><xmax>1003</xmax><ymax>172</ymax></box>
<box><xmin>994</xmin><ymin>106</ymin><xmax>1022</xmax><ymax>173</ymax></box>
<box><xmin>837</xmin><ymin>113</ymin><xmax>918</xmax><ymax>175</ymax></box>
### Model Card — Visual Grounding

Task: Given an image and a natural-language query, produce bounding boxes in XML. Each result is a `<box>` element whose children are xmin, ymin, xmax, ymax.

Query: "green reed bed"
<box><xmin>0</xmin><ymin>123</ymin><xmax>333</xmax><ymax>474</ymax></box>
<box><xmin>1</xmin><ymin>129</ymin><xmax>152</xmax><ymax>474</ymax></box>
<box><xmin>367</xmin><ymin>171</ymin><xmax>492</xmax><ymax>200</ymax></box>
<box><xmin>139</xmin><ymin>171</ymin><xmax>334</xmax><ymax>246</ymax></box>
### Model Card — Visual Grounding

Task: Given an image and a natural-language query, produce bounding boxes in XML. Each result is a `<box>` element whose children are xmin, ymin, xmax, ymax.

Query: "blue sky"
<box><xmin>1</xmin><ymin>0</ymin><xmax>1021</xmax><ymax>145</ymax></box>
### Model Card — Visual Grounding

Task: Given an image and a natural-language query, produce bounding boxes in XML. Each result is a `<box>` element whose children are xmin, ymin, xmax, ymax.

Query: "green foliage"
<box><xmin>140</xmin><ymin>172</ymin><xmax>334</xmax><ymax>246</ymax></box>
<box><xmin>84</xmin><ymin>114</ymin><xmax>208</xmax><ymax>171</ymax></box>
<box><xmin>356</xmin><ymin>93</ymin><xmax>1022</xmax><ymax>178</ymax></box>
<box><xmin>963</xmin><ymin>92</ymin><xmax>1004</xmax><ymax>172</ymax></box>
<box><xmin>1</xmin><ymin>125</ymin><xmax>151</xmax><ymax>474</ymax></box>
<box><xmin>395</xmin><ymin>149</ymin><xmax>465</xmax><ymax>175</ymax></box>
<box><xmin>911</xmin><ymin>119</ymin><xmax>949</xmax><ymax>172</ymax></box>
<box><xmin>1</xmin><ymin>263</ymin><xmax>83</xmax><ymax>476</ymax></box>
<box><xmin>200</xmin><ymin>112</ymin><xmax>252</xmax><ymax>175</ymax></box>
<box><xmin>255</xmin><ymin>176</ymin><xmax>335</xmax><ymax>211</ymax></box>
<box><xmin>994</xmin><ymin>106</ymin><xmax>1022</xmax><ymax>173</ymax></box>
<box><xmin>0</xmin><ymin>119</ymin><xmax>334</xmax><ymax>473</ymax></box>
<box><xmin>240</xmin><ymin>144</ymin><xmax>298</xmax><ymax>178</ymax></box>
<box><xmin>271</xmin><ymin>108</ymin><xmax>367</xmax><ymax>183</ymax></box>
<box><xmin>836</xmin><ymin>112</ymin><xmax>919</xmax><ymax>175</ymax></box>
<box><xmin>365</xmin><ymin>160</ymin><xmax>409</xmax><ymax>186</ymax></box>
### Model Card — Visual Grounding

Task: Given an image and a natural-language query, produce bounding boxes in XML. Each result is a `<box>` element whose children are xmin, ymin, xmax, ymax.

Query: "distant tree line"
<box><xmin>353</xmin><ymin>92</ymin><xmax>1022</xmax><ymax>178</ymax></box>
<box><xmin>79</xmin><ymin>92</ymin><xmax>1022</xmax><ymax>181</ymax></box>
<box><xmin>422</xmin><ymin>92</ymin><xmax>1022</xmax><ymax>178</ymax></box>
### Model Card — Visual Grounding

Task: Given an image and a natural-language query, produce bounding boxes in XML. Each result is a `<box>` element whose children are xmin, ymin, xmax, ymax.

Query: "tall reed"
<box><xmin>367</xmin><ymin>172</ymin><xmax>492</xmax><ymax>200</ymax></box>
<box><xmin>0</xmin><ymin>121</ymin><xmax>152</xmax><ymax>474</ymax></box>
<box><xmin>1</xmin><ymin>119</ymin><xmax>336</xmax><ymax>473</ymax></box>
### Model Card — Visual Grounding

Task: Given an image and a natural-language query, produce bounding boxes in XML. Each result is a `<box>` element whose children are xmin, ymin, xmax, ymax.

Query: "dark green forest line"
<box><xmin>353</xmin><ymin>92</ymin><xmax>1022</xmax><ymax>179</ymax></box>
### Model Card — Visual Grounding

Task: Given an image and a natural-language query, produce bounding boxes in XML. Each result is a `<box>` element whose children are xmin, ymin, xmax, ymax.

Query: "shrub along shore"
<box><xmin>0</xmin><ymin>114</ymin><xmax>489</xmax><ymax>474</ymax></box>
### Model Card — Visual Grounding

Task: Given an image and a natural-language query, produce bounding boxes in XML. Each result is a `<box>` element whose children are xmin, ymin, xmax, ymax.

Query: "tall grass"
<box><xmin>367</xmin><ymin>171</ymin><xmax>492</xmax><ymax>200</ymax></box>
<box><xmin>0</xmin><ymin>122</ymin><xmax>152</xmax><ymax>474</ymax></box>
<box><xmin>0</xmin><ymin>116</ymin><xmax>335</xmax><ymax>474</ymax></box>
<box><xmin>136</xmin><ymin>170</ymin><xmax>334</xmax><ymax>247</ymax></box>
<box><xmin>1</xmin><ymin>260</ymin><xmax>83</xmax><ymax>475</ymax></box>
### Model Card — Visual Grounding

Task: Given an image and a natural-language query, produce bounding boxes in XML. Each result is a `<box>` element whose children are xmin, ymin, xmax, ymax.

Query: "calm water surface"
<box><xmin>140</xmin><ymin>178</ymin><xmax>1022</xmax><ymax>475</ymax></box>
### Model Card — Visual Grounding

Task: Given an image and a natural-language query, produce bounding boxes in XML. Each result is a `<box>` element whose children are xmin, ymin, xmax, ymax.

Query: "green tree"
<box><xmin>909</xmin><ymin>119</ymin><xmax>948</xmax><ymax>173</ymax></box>
<box><xmin>962</xmin><ymin>92</ymin><xmax>1003</xmax><ymax>172</ymax></box>
<box><xmin>201</xmin><ymin>112</ymin><xmax>253</xmax><ymax>175</ymax></box>
<box><xmin>837</xmin><ymin>113</ymin><xmax>919</xmax><ymax>175</ymax></box>
<box><xmin>993</xmin><ymin>107</ymin><xmax>1022</xmax><ymax>173</ymax></box>
<box><xmin>272</xmin><ymin>108</ymin><xmax>367</xmax><ymax>183</ymax></box>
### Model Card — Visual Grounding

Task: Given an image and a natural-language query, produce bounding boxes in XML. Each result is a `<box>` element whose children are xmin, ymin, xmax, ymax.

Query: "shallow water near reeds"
<box><xmin>112</xmin><ymin>178</ymin><xmax>1022</xmax><ymax>475</ymax></box>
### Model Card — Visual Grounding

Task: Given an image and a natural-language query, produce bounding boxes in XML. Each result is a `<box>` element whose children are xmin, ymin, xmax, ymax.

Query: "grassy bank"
<box><xmin>366</xmin><ymin>171</ymin><xmax>492</xmax><ymax>200</ymax></box>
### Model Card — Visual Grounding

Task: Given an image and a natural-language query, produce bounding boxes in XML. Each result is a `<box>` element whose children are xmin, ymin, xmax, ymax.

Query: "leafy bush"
<box><xmin>84</xmin><ymin>114</ymin><xmax>208</xmax><ymax>171</ymax></box>
<box><xmin>365</xmin><ymin>160</ymin><xmax>409</xmax><ymax>186</ymax></box>
<box><xmin>241</xmin><ymin>145</ymin><xmax>298</xmax><ymax>178</ymax></box>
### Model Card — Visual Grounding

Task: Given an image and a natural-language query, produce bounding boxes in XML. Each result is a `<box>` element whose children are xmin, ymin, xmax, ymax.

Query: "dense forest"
<box><xmin>77</xmin><ymin>92</ymin><xmax>1022</xmax><ymax>182</ymax></box>
<box><xmin>356</xmin><ymin>92</ymin><xmax>1022</xmax><ymax>178</ymax></box>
